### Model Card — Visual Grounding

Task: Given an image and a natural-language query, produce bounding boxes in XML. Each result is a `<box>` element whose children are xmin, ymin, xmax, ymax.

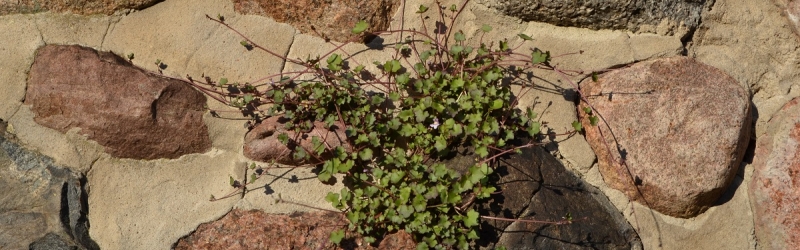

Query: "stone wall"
<box><xmin>1</xmin><ymin>0</ymin><xmax>799</xmax><ymax>249</ymax></box>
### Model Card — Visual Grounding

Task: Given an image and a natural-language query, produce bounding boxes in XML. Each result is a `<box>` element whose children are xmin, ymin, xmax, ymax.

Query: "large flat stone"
<box><xmin>0</xmin><ymin>16</ymin><xmax>43</xmax><ymax>120</ymax></box>
<box><xmin>86</xmin><ymin>152</ymin><xmax>241</xmax><ymax>249</ymax></box>
<box><xmin>490</xmin><ymin>146</ymin><xmax>640</xmax><ymax>249</ymax></box>
<box><xmin>439</xmin><ymin>142</ymin><xmax>640</xmax><ymax>249</ymax></box>
<box><xmin>25</xmin><ymin>44</ymin><xmax>211</xmax><ymax>160</ymax></box>
<box><xmin>33</xmin><ymin>13</ymin><xmax>114</xmax><ymax>48</ymax></box>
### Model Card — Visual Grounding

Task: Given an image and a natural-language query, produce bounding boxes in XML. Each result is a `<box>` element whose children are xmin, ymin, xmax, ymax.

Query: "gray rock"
<box><xmin>30</xmin><ymin>233</ymin><xmax>78</xmax><ymax>250</ymax></box>
<box><xmin>0</xmin><ymin>211</ymin><xmax>47</xmax><ymax>250</ymax></box>
<box><xmin>0</xmin><ymin>134</ymin><xmax>98</xmax><ymax>250</ymax></box>
<box><xmin>578</xmin><ymin>56</ymin><xmax>751</xmax><ymax>218</ymax></box>
<box><xmin>489</xmin><ymin>0</ymin><xmax>712</xmax><ymax>36</ymax></box>
<box><xmin>25</xmin><ymin>45</ymin><xmax>211</xmax><ymax>160</ymax></box>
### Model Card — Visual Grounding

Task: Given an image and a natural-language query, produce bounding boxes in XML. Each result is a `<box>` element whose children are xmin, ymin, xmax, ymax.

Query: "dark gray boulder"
<box><xmin>442</xmin><ymin>140</ymin><xmax>641</xmax><ymax>249</ymax></box>
<box><xmin>489</xmin><ymin>0</ymin><xmax>713</xmax><ymax>36</ymax></box>
<box><xmin>30</xmin><ymin>233</ymin><xmax>78</xmax><ymax>250</ymax></box>
<box><xmin>0</xmin><ymin>129</ymin><xmax>98</xmax><ymax>250</ymax></box>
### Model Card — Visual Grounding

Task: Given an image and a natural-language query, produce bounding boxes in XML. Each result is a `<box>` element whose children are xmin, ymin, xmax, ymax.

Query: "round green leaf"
<box><xmin>352</xmin><ymin>20</ymin><xmax>369</xmax><ymax>34</ymax></box>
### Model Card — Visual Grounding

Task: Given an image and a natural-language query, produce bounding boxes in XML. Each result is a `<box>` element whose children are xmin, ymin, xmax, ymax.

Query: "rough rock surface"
<box><xmin>489</xmin><ymin>0</ymin><xmax>711</xmax><ymax>36</ymax></box>
<box><xmin>25</xmin><ymin>44</ymin><xmax>211</xmax><ymax>160</ymax></box>
<box><xmin>578</xmin><ymin>56</ymin><xmax>751</xmax><ymax>218</ymax></box>
<box><xmin>0</xmin><ymin>0</ymin><xmax>161</xmax><ymax>15</ymax></box>
<box><xmin>173</xmin><ymin>209</ymin><xmax>416</xmax><ymax>249</ymax></box>
<box><xmin>244</xmin><ymin>116</ymin><xmax>351</xmax><ymax>165</ymax></box>
<box><xmin>233</xmin><ymin>0</ymin><xmax>399</xmax><ymax>42</ymax></box>
<box><xmin>0</xmin><ymin>132</ymin><xmax>98</xmax><ymax>250</ymax></box>
<box><xmin>441</xmin><ymin>142</ymin><xmax>640</xmax><ymax>249</ymax></box>
<box><xmin>690</xmin><ymin>0</ymin><xmax>800</xmax><ymax>138</ymax></box>
<box><xmin>773</xmin><ymin>0</ymin><xmax>800</xmax><ymax>36</ymax></box>
<box><xmin>749</xmin><ymin>97</ymin><xmax>800</xmax><ymax>250</ymax></box>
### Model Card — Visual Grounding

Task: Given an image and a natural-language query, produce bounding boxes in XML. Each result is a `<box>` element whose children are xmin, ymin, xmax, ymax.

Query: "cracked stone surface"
<box><xmin>442</xmin><ymin>141</ymin><xmax>640</xmax><ymax>249</ymax></box>
<box><xmin>0</xmin><ymin>15</ymin><xmax>42</xmax><ymax>120</ymax></box>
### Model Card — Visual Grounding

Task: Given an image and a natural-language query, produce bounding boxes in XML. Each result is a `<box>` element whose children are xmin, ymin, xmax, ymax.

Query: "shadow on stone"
<box><xmin>441</xmin><ymin>138</ymin><xmax>641</xmax><ymax>249</ymax></box>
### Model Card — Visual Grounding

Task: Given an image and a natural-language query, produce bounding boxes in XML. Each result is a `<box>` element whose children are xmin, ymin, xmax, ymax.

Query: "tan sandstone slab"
<box><xmin>584</xmin><ymin>162</ymin><xmax>756</xmax><ymax>250</ymax></box>
<box><xmin>0</xmin><ymin>15</ymin><xmax>42</xmax><ymax>120</ymax></box>
<box><xmin>32</xmin><ymin>13</ymin><xmax>113</xmax><ymax>47</ymax></box>
<box><xmin>690</xmin><ymin>0</ymin><xmax>800</xmax><ymax>138</ymax></box>
<box><xmin>6</xmin><ymin>106</ymin><xmax>105</xmax><ymax>173</ymax></box>
<box><xmin>87</xmin><ymin>152</ymin><xmax>242</xmax><ymax>250</ymax></box>
<box><xmin>626</xmin><ymin>176</ymin><xmax>756</xmax><ymax>250</ymax></box>
<box><xmin>103</xmin><ymin>0</ymin><xmax>295</xmax><ymax>84</ymax></box>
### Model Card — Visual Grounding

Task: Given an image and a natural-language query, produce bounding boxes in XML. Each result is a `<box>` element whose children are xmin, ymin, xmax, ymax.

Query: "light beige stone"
<box><xmin>7</xmin><ymin>106</ymin><xmax>104</xmax><ymax>173</ymax></box>
<box><xmin>86</xmin><ymin>152</ymin><xmax>242</xmax><ymax>250</ymax></box>
<box><xmin>236</xmin><ymin>164</ymin><xmax>346</xmax><ymax>213</ymax></box>
<box><xmin>33</xmin><ymin>13</ymin><xmax>112</xmax><ymax>47</ymax></box>
<box><xmin>0</xmin><ymin>15</ymin><xmax>42</xmax><ymax>120</ymax></box>
<box><xmin>182</xmin><ymin>14</ymin><xmax>296</xmax><ymax>87</ymax></box>
<box><xmin>625</xmin><ymin>176</ymin><xmax>756</xmax><ymax>250</ymax></box>
<box><xmin>102</xmin><ymin>0</ymin><xmax>231</xmax><ymax>75</ymax></box>
<box><xmin>690</xmin><ymin>0</ymin><xmax>800</xmax><ymax>138</ymax></box>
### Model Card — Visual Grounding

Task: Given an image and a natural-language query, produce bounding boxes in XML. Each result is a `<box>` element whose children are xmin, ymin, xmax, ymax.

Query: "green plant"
<box><xmin>194</xmin><ymin>0</ymin><xmax>594</xmax><ymax>248</ymax></box>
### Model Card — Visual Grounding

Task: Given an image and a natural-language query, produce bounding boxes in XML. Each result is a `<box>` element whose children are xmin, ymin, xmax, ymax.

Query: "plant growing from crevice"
<box><xmin>188</xmin><ymin>0</ymin><xmax>603</xmax><ymax>248</ymax></box>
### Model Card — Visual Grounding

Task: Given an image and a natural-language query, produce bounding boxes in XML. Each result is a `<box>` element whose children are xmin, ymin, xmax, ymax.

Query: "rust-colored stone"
<box><xmin>174</xmin><ymin>209</ymin><xmax>416</xmax><ymax>249</ymax></box>
<box><xmin>578</xmin><ymin>56</ymin><xmax>751</xmax><ymax>218</ymax></box>
<box><xmin>749</xmin><ymin>97</ymin><xmax>800</xmax><ymax>249</ymax></box>
<box><xmin>233</xmin><ymin>0</ymin><xmax>399</xmax><ymax>42</ymax></box>
<box><xmin>0</xmin><ymin>0</ymin><xmax>160</xmax><ymax>15</ymax></box>
<box><xmin>25</xmin><ymin>45</ymin><xmax>211</xmax><ymax>160</ymax></box>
